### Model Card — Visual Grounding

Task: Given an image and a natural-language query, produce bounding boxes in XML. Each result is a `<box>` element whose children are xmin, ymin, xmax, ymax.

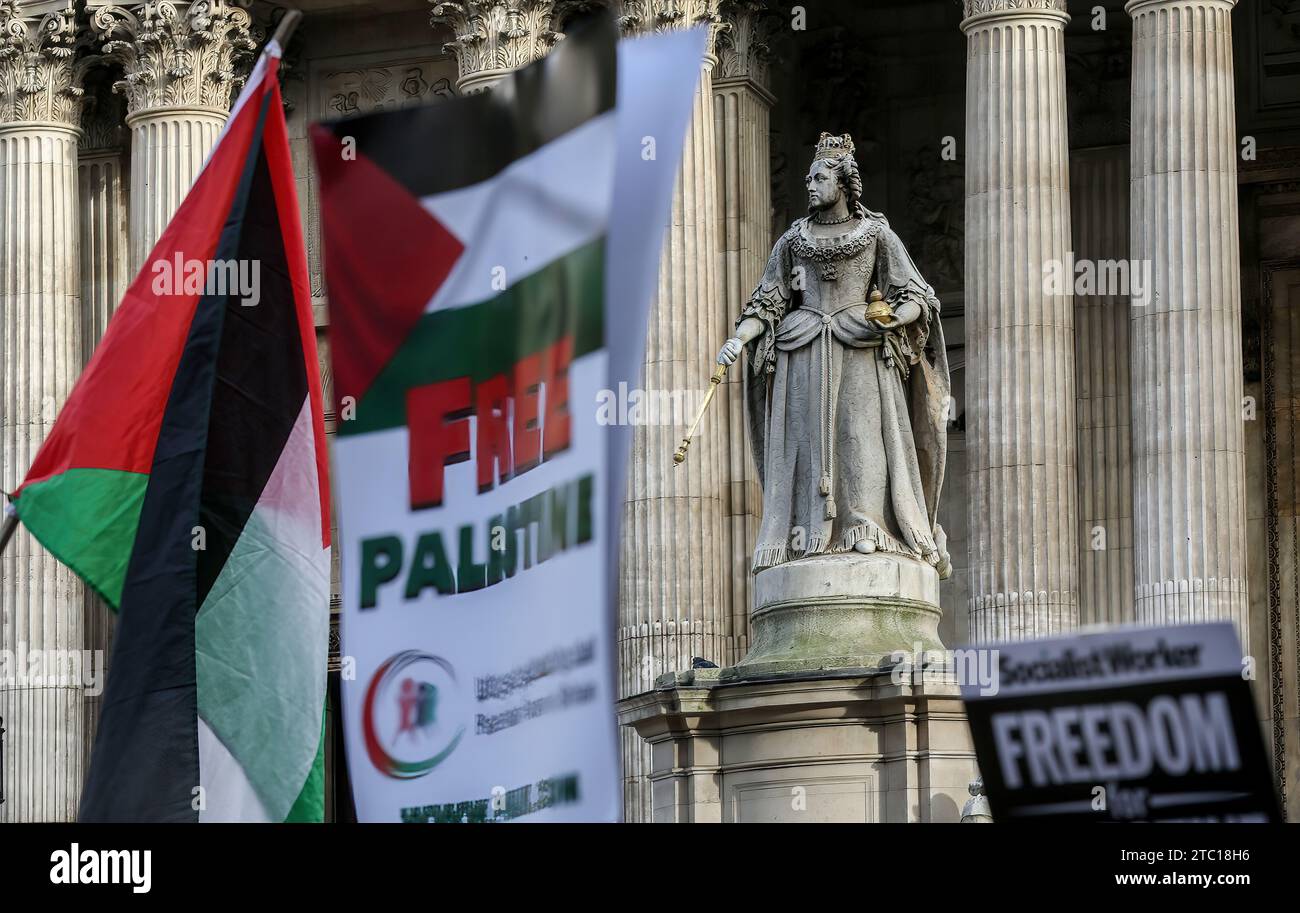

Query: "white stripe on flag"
<box><xmin>197</xmin><ymin>716</ymin><xmax>273</xmax><ymax>823</ymax></box>
<box><xmin>421</xmin><ymin>112</ymin><xmax>616</xmax><ymax>315</ymax></box>
<box><xmin>196</xmin><ymin>396</ymin><xmax>330</xmax><ymax>822</ymax></box>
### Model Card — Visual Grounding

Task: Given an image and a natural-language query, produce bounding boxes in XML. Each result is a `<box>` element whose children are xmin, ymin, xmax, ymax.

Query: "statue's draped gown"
<box><xmin>739</xmin><ymin>211</ymin><xmax>952</xmax><ymax>573</ymax></box>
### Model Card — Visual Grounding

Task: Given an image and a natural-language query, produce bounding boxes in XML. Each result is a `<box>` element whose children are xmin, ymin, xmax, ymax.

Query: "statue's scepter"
<box><xmin>673</xmin><ymin>363</ymin><xmax>728</xmax><ymax>465</ymax></box>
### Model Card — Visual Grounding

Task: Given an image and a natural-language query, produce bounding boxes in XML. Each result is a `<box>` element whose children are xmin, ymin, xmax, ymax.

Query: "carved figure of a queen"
<box><xmin>718</xmin><ymin>133</ymin><xmax>952</xmax><ymax>579</ymax></box>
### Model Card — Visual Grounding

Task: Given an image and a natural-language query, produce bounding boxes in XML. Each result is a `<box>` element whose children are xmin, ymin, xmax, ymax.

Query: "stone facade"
<box><xmin>1</xmin><ymin>0</ymin><xmax>1299</xmax><ymax>822</ymax></box>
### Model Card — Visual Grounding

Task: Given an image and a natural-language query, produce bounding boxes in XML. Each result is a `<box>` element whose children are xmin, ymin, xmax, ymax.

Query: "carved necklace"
<box><xmin>792</xmin><ymin>217</ymin><xmax>881</xmax><ymax>281</ymax></box>
<box><xmin>813</xmin><ymin>211</ymin><xmax>853</xmax><ymax>225</ymax></box>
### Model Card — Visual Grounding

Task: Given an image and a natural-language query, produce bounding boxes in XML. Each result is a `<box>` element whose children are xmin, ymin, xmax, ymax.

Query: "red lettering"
<box><xmin>542</xmin><ymin>336</ymin><xmax>572</xmax><ymax>458</ymax></box>
<box><xmin>405</xmin><ymin>336</ymin><xmax>576</xmax><ymax>506</ymax></box>
<box><xmin>407</xmin><ymin>377</ymin><xmax>472</xmax><ymax>510</ymax></box>
<box><xmin>476</xmin><ymin>372</ymin><xmax>513</xmax><ymax>491</ymax></box>
<box><xmin>513</xmin><ymin>351</ymin><xmax>542</xmax><ymax>474</ymax></box>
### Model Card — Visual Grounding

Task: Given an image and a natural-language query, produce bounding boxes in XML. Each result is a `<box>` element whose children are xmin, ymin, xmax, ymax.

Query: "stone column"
<box><xmin>431</xmin><ymin>0</ymin><xmax>561</xmax><ymax>95</ymax></box>
<box><xmin>961</xmin><ymin>0</ymin><xmax>1080</xmax><ymax>641</ymax></box>
<box><xmin>89</xmin><ymin>0</ymin><xmax>254</xmax><ymax>270</ymax></box>
<box><xmin>76</xmin><ymin>79</ymin><xmax>130</xmax><ymax>756</ymax></box>
<box><xmin>713</xmin><ymin>0</ymin><xmax>773</xmax><ymax>663</ymax></box>
<box><xmin>0</xmin><ymin>0</ymin><xmax>86</xmax><ymax>823</ymax></box>
<box><xmin>77</xmin><ymin>86</ymin><xmax>129</xmax><ymax>360</ymax></box>
<box><xmin>1126</xmin><ymin>0</ymin><xmax>1248</xmax><ymax>635</ymax></box>
<box><xmin>1070</xmin><ymin>148</ymin><xmax>1134</xmax><ymax>627</ymax></box>
<box><xmin>612</xmin><ymin>0</ymin><xmax>729</xmax><ymax>823</ymax></box>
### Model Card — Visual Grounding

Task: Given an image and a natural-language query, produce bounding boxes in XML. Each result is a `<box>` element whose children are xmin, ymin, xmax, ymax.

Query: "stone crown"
<box><xmin>814</xmin><ymin>131</ymin><xmax>854</xmax><ymax>161</ymax></box>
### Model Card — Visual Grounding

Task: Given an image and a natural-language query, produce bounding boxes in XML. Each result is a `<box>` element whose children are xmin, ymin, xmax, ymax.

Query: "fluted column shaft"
<box><xmin>620</xmin><ymin>47</ymin><xmax>729</xmax><ymax>822</ymax></box>
<box><xmin>126</xmin><ymin>108</ymin><xmax>225</xmax><ymax>269</ymax></box>
<box><xmin>0</xmin><ymin>0</ymin><xmax>87</xmax><ymax>824</ymax></box>
<box><xmin>962</xmin><ymin>1</ymin><xmax>1080</xmax><ymax>641</ymax></box>
<box><xmin>1071</xmin><ymin>148</ymin><xmax>1134</xmax><ymax>626</ymax></box>
<box><xmin>1126</xmin><ymin>0</ymin><xmax>1248</xmax><ymax>635</ymax></box>
<box><xmin>0</xmin><ymin>122</ymin><xmax>84</xmax><ymax>822</ymax></box>
<box><xmin>713</xmin><ymin>0</ymin><xmax>773</xmax><ymax>664</ymax></box>
<box><xmin>77</xmin><ymin>146</ymin><xmax>128</xmax><ymax>755</ymax></box>
<box><xmin>79</xmin><ymin>149</ymin><xmax>129</xmax><ymax>359</ymax></box>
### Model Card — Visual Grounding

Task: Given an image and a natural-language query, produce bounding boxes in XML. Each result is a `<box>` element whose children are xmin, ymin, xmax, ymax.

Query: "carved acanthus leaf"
<box><xmin>430</xmin><ymin>0</ymin><xmax>563</xmax><ymax>85</ymax></box>
<box><xmin>715</xmin><ymin>0</ymin><xmax>773</xmax><ymax>85</ymax></box>
<box><xmin>0</xmin><ymin>0</ymin><xmax>88</xmax><ymax>126</ymax></box>
<box><xmin>89</xmin><ymin>0</ymin><xmax>255</xmax><ymax>113</ymax></box>
<box><xmin>614</xmin><ymin>0</ymin><xmax>723</xmax><ymax>52</ymax></box>
<box><xmin>961</xmin><ymin>0</ymin><xmax>1068</xmax><ymax>18</ymax></box>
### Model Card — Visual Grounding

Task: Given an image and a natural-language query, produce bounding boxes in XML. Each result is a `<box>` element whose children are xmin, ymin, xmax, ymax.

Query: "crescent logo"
<box><xmin>362</xmin><ymin>650</ymin><xmax>466</xmax><ymax>779</ymax></box>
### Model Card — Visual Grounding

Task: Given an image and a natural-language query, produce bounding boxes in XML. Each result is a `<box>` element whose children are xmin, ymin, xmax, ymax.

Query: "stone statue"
<box><xmin>718</xmin><ymin>132</ymin><xmax>952</xmax><ymax>580</ymax></box>
<box><xmin>960</xmin><ymin>777</ymin><xmax>993</xmax><ymax>823</ymax></box>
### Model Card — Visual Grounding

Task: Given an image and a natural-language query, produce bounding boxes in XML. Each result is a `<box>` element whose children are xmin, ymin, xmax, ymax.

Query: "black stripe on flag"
<box><xmin>79</xmin><ymin>88</ymin><xmax>292</xmax><ymax>822</ymax></box>
<box><xmin>317</xmin><ymin>11</ymin><xmax>616</xmax><ymax>199</ymax></box>
<box><xmin>197</xmin><ymin>134</ymin><xmax>310</xmax><ymax>609</ymax></box>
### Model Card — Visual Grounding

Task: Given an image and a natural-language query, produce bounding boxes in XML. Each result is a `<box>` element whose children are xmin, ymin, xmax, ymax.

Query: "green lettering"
<box><xmin>404</xmin><ymin>531</ymin><xmax>456</xmax><ymax>599</ymax></box>
<box><xmin>360</xmin><ymin>535</ymin><xmax>403</xmax><ymax>608</ymax></box>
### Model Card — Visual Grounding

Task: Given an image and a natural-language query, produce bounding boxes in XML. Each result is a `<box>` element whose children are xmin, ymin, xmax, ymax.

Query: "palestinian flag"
<box><xmin>309</xmin><ymin>21</ymin><xmax>617</xmax><ymax>437</ymax></box>
<box><xmin>10</xmin><ymin>40</ymin><xmax>332</xmax><ymax>822</ymax></box>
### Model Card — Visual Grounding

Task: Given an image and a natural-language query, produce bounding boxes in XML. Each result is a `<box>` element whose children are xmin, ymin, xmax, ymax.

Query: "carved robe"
<box><xmin>739</xmin><ymin>211</ymin><xmax>951</xmax><ymax>574</ymax></box>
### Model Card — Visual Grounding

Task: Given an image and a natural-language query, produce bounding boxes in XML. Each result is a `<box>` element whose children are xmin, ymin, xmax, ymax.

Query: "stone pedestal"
<box><xmin>618</xmin><ymin>552</ymin><xmax>970</xmax><ymax>823</ymax></box>
<box><xmin>618</xmin><ymin>669</ymin><xmax>978</xmax><ymax>823</ymax></box>
<box><xmin>737</xmin><ymin>553</ymin><xmax>943</xmax><ymax>676</ymax></box>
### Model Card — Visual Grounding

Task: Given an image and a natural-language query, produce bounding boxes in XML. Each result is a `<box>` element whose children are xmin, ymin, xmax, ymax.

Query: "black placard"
<box><xmin>961</xmin><ymin>623</ymin><xmax>1282</xmax><ymax>822</ymax></box>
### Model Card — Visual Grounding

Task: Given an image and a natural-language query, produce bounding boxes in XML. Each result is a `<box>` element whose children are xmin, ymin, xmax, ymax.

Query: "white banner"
<box><xmin>330</xmin><ymin>26</ymin><xmax>706</xmax><ymax>822</ymax></box>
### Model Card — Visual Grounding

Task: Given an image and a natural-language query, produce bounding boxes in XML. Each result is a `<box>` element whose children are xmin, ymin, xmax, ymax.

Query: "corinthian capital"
<box><xmin>614</xmin><ymin>0</ymin><xmax>723</xmax><ymax>53</ymax></box>
<box><xmin>715</xmin><ymin>0</ymin><xmax>772</xmax><ymax>87</ymax></box>
<box><xmin>430</xmin><ymin>0</ymin><xmax>563</xmax><ymax>93</ymax></box>
<box><xmin>88</xmin><ymin>0</ymin><xmax>255</xmax><ymax>115</ymax></box>
<box><xmin>0</xmin><ymin>0</ymin><xmax>87</xmax><ymax>126</ymax></box>
<box><xmin>961</xmin><ymin>0</ymin><xmax>1068</xmax><ymax>22</ymax></box>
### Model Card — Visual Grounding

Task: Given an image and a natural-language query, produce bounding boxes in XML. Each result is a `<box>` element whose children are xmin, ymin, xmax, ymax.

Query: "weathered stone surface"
<box><xmin>737</xmin><ymin>553</ymin><xmax>942</xmax><ymax>675</ymax></box>
<box><xmin>962</xmin><ymin>0</ymin><xmax>1080</xmax><ymax>641</ymax></box>
<box><xmin>1126</xmin><ymin>0</ymin><xmax>1249</xmax><ymax>638</ymax></box>
<box><xmin>619</xmin><ymin>669</ymin><xmax>978</xmax><ymax>822</ymax></box>
<box><xmin>89</xmin><ymin>1</ymin><xmax>254</xmax><ymax>268</ymax></box>
<box><xmin>0</xmin><ymin>121</ymin><xmax>84</xmax><ymax>823</ymax></box>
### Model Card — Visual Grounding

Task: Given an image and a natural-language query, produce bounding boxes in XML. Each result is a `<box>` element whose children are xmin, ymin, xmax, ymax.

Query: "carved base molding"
<box><xmin>619</xmin><ymin>670</ymin><xmax>977</xmax><ymax>822</ymax></box>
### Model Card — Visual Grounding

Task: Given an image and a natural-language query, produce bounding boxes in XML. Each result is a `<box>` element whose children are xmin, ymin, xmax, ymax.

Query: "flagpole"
<box><xmin>0</xmin><ymin>506</ymin><xmax>16</xmax><ymax>557</ymax></box>
<box><xmin>269</xmin><ymin>8</ymin><xmax>302</xmax><ymax>50</ymax></box>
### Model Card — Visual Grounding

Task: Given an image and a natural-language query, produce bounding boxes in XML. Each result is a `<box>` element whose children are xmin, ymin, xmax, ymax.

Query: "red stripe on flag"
<box><xmin>264</xmin><ymin>74</ymin><xmax>332</xmax><ymax>549</ymax></box>
<box><xmin>16</xmin><ymin>64</ymin><xmax>277</xmax><ymax>495</ymax></box>
<box><xmin>309</xmin><ymin>125</ymin><xmax>464</xmax><ymax>409</ymax></box>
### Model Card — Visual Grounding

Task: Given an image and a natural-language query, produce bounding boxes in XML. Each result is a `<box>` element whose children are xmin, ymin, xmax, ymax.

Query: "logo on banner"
<box><xmin>363</xmin><ymin>650</ymin><xmax>466</xmax><ymax>779</ymax></box>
